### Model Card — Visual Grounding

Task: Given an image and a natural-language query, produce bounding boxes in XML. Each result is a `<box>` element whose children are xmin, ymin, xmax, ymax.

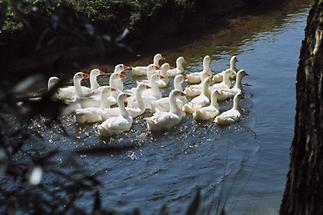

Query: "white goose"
<box><xmin>102</xmin><ymin>84</ymin><xmax>148</xmax><ymax>119</ymax></box>
<box><xmin>136</xmin><ymin>64</ymin><xmax>158</xmax><ymax>86</ymax></box>
<box><xmin>156</xmin><ymin>63</ymin><xmax>170</xmax><ymax>88</ymax></box>
<box><xmin>152</xmin><ymin>74</ymin><xmax>187</xmax><ymax>112</ymax></box>
<box><xmin>182</xmin><ymin>77</ymin><xmax>211</xmax><ymax>114</ymax></box>
<box><xmin>166</xmin><ymin>57</ymin><xmax>185</xmax><ymax>77</ymax></box>
<box><xmin>97</xmin><ymin>93</ymin><xmax>133</xmax><ymax>137</ymax></box>
<box><xmin>186</xmin><ymin>55</ymin><xmax>212</xmax><ymax>84</ymax></box>
<box><xmin>193</xmin><ymin>90</ymin><xmax>220</xmax><ymax>121</ymax></box>
<box><xmin>74</xmin><ymin>86</ymin><xmax>115</xmax><ymax>124</ymax></box>
<box><xmin>132</xmin><ymin>53</ymin><xmax>164</xmax><ymax>76</ymax></box>
<box><xmin>212</xmin><ymin>56</ymin><xmax>238</xmax><ymax>83</ymax></box>
<box><xmin>218</xmin><ymin>70</ymin><xmax>248</xmax><ymax>101</ymax></box>
<box><xmin>184</xmin><ymin>70</ymin><xmax>210</xmax><ymax>97</ymax></box>
<box><xmin>214</xmin><ymin>92</ymin><xmax>242</xmax><ymax>125</ymax></box>
<box><xmin>47</xmin><ymin>72</ymin><xmax>91</xmax><ymax>100</ymax></box>
<box><xmin>209</xmin><ymin>69</ymin><xmax>232</xmax><ymax>94</ymax></box>
<box><xmin>146</xmin><ymin>90</ymin><xmax>186</xmax><ymax>131</ymax></box>
<box><xmin>142</xmin><ymin>73</ymin><xmax>164</xmax><ymax>110</ymax></box>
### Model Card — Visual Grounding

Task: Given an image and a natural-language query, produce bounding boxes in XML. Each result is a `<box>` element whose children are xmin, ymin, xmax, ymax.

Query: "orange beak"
<box><xmin>83</xmin><ymin>73</ymin><xmax>89</xmax><ymax>80</ymax></box>
<box><xmin>124</xmin><ymin>65</ymin><xmax>130</xmax><ymax>70</ymax></box>
<box><xmin>181</xmin><ymin>92</ymin><xmax>186</xmax><ymax>96</ymax></box>
<box><xmin>120</xmin><ymin>73</ymin><xmax>127</xmax><ymax>80</ymax></box>
<box><xmin>155</xmin><ymin>66</ymin><xmax>160</xmax><ymax>70</ymax></box>
<box><xmin>111</xmin><ymin>87</ymin><xmax>117</xmax><ymax>92</ymax></box>
<box><xmin>160</xmin><ymin>74</ymin><xmax>166</xmax><ymax>79</ymax></box>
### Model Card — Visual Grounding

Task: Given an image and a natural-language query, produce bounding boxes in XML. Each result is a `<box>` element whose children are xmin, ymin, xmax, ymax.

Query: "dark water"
<box><xmin>38</xmin><ymin>1</ymin><xmax>311</xmax><ymax>214</ymax></box>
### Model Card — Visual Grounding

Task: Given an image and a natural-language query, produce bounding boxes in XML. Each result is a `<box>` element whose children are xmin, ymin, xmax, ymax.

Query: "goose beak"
<box><xmin>155</xmin><ymin>66</ymin><xmax>160</xmax><ymax>70</ymax></box>
<box><xmin>124</xmin><ymin>65</ymin><xmax>130</xmax><ymax>70</ymax></box>
<box><xmin>82</xmin><ymin>73</ymin><xmax>89</xmax><ymax>80</ymax></box>
<box><xmin>111</xmin><ymin>87</ymin><xmax>117</xmax><ymax>92</ymax></box>
<box><xmin>120</xmin><ymin>73</ymin><xmax>127</xmax><ymax>80</ymax></box>
<box><xmin>160</xmin><ymin>74</ymin><xmax>166</xmax><ymax>79</ymax></box>
<box><xmin>245</xmin><ymin>72</ymin><xmax>249</xmax><ymax>76</ymax></box>
<box><xmin>180</xmin><ymin>92</ymin><xmax>186</xmax><ymax>96</ymax></box>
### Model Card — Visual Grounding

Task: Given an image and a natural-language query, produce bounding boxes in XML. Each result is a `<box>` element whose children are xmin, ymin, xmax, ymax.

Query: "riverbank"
<box><xmin>1</xmin><ymin>0</ymin><xmax>292</xmax><ymax>81</ymax></box>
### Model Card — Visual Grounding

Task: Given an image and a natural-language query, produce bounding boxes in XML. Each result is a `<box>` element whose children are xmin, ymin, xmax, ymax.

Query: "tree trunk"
<box><xmin>280</xmin><ymin>0</ymin><xmax>323</xmax><ymax>214</ymax></box>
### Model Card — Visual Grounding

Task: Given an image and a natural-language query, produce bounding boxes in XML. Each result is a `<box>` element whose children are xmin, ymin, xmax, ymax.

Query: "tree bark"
<box><xmin>280</xmin><ymin>0</ymin><xmax>323</xmax><ymax>214</ymax></box>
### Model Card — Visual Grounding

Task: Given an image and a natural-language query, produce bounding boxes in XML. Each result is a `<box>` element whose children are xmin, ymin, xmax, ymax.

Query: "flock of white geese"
<box><xmin>48</xmin><ymin>54</ymin><xmax>249</xmax><ymax>137</ymax></box>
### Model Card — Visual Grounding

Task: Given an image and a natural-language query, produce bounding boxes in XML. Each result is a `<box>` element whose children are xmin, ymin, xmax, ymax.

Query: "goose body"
<box><xmin>209</xmin><ymin>69</ymin><xmax>232</xmax><ymax>94</ymax></box>
<box><xmin>184</xmin><ymin>70</ymin><xmax>210</xmax><ymax>97</ymax></box>
<box><xmin>75</xmin><ymin>86</ymin><xmax>115</xmax><ymax>124</ymax></box>
<box><xmin>146</xmin><ymin>90</ymin><xmax>185</xmax><ymax>131</ymax></box>
<box><xmin>132</xmin><ymin>54</ymin><xmax>164</xmax><ymax>76</ymax></box>
<box><xmin>141</xmin><ymin>71</ymin><xmax>163</xmax><ymax>110</ymax></box>
<box><xmin>97</xmin><ymin>93</ymin><xmax>133</xmax><ymax>137</ymax></box>
<box><xmin>186</xmin><ymin>55</ymin><xmax>212</xmax><ymax>84</ymax></box>
<box><xmin>152</xmin><ymin>75</ymin><xmax>187</xmax><ymax>112</ymax></box>
<box><xmin>217</xmin><ymin>70</ymin><xmax>248</xmax><ymax>101</ymax></box>
<box><xmin>214</xmin><ymin>93</ymin><xmax>242</xmax><ymax>125</ymax></box>
<box><xmin>182</xmin><ymin>77</ymin><xmax>211</xmax><ymax>114</ymax></box>
<box><xmin>156</xmin><ymin>63</ymin><xmax>170</xmax><ymax>88</ymax></box>
<box><xmin>166</xmin><ymin>57</ymin><xmax>185</xmax><ymax>77</ymax></box>
<box><xmin>193</xmin><ymin>90</ymin><xmax>220</xmax><ymax>121</ymax></box>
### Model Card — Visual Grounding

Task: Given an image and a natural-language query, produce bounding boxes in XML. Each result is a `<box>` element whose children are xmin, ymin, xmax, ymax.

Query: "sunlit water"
<box><xmin>32</xmin><ymin>1</ymin><xmax>312</xmax><ymax>214</ymax></box>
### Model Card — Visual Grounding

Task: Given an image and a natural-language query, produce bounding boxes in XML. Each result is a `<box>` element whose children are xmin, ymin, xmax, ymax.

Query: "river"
<box><xmin>39</xmin><ymin>1</ymin><xmax>312</xmax><ymax>214</ymax></box>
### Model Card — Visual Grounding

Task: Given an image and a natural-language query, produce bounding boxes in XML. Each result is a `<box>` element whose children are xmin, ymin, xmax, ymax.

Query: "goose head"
<box><xmin>74</xmin><ymin>72</ymin><xmax>89</xmax><ymax>82</ymax></box>
<box><xmin>147</xmin><ymin>64</ymin><xmax>158</xmax><ymax>79</ymax></box>
<box><xmin>203</xmin><ymin>55</ymin><xmax>211</xmax><ymax>67</ymax></box>
<box><xmin>90</xmin><ymin>68</ymin><xmax>105</xmax><ymax>77</ymax></box>
<box><xmin>90</xmin><ymin>69</ymin><xmax>105</xmax><ymax>89</ymax></box>
<box><xmin>153</xmin><ymin>53</ymin><xmax>164</xmax><ymax>66</ymax></box>
<box><xmin>48</xmin><ymin>77</ymin><xmax>60</xmax><ymax>90</ymax></box>
<box><xmin>230</xmin><ymin>56</ymin><xmax>238</xmax><ymax>64</ymax></box>
<box><xmin>237</xmin><ymin>69</ymin><xmax>248</xmax><ymax>78</ymax></box>
<box><xmin>174</xmin><ymin>74</ymin><xmax>184</xmax><ymax>89</ymax></box>
<box><xmin>114</xmin><ymin>64</ymin><xmax>130</xmax><ymax>74</ymax></box>
<box><xmin>177</xmin><ymin>57</ymin><xmax>185</xmax><ymax>65</ymax></box>
<box><xmin>169</xmin><ymin>90</ymin><xmax>186</xmax><ymax>113</ymax></box>
<box><xmin>160</xmin><ymin>63</ymin><xmax>170</xmax><ymax>77</ymax></box>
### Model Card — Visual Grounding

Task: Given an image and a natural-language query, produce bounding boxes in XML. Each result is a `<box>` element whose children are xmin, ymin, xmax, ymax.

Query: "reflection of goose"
<box><xmin>167</xmin><ymin>57</ymin><xmax>185</xmax><ymax>77</ymax></box>
<box><xmin>193</xmin><ymin>90</ymin><xmax>220</xmax><ymax>121</ymax></box>
<box><xmin>152</xmin><ymin>75</ymin><xmax>187</xmax><ymax>112</ymax></box>
<box><xmin>146</xmin><ymin>90</ymin><xmax>186</xmax><ymax>131</ymax></box>
<box><xmin>182</xmin><ymin>77</ymin><xmax>211</xmax><ymax>114</ymax></box>
<box><xmin>132</xmin><ymin>53</ymin><xmax>164</xmax><ymax>76</ymax></box>
<box><xmin>218</xmin><ymin>70</ymin><xmax>248</xmax><ymax>101</ymax></box>
<box><xmin>75</xmin><ymin>86</ymin><xmax>115</xmax><ymax>124</ymax></box>
<box><xmin>186</xmin><ymin>55</ymin><xmax>212</xmax><ymax>84</ymax></box>
<box><xmin>97</xmin><ymin>93</ymin><xmax>133</xmax><ymax>137</ymax></box>
<box><xmin>214</xmin><ymin>92</ymin><xmax>242</xmax><ymax>125</ymax></box>
<box><xmin>212</xmin><ymin>56</ymin><xmax>238</xmax><ymax>83</ymax></box>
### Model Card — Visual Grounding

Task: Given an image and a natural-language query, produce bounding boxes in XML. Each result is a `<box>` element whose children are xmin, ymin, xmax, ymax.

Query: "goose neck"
<box><xmin>177</xmin><ymin>61</ymin><xmax>184</xmax><ymax>72</ymax></box>
<box><xmin>210</xmin><ymin>93</ymin><xmax>219</xmax><ymax>109</ymax></box>
<box><xmin>233</xmin><ymin>95</ymin><xmax>240</xmax><ymax>110</ymax></box>
<box><xmin>74</xmin><ymin>78</ymin><xmax>83</xmax><ymax>97</ymax></box>
<box><xmin>90</xmin><ymin>74</ymin><xmax>100</xmax><ymax>90</ymax></box>
<box><xmin>234</xmin><ymin>74</ymin><xmax>243</xmax><ymax>90</ymax></box>
<box><xmin>118</xmin><ymin>98</ymin><xmax>129</xmax><ymax>118</ymax></box>
<box><xmin>100</xmin><ymin>90</ymin><xmax>111</xmax><ymax>108</ymax></box>
<box><xmin>169</xmin><ymin>94</ymin><xmax>181</xmax><ymax>115</ymax></box>
<box><xmin>174</xmin><ymin>80</ymin><xmax>183</xmax><ymax>91</ymax></box>
<box><xmin>150</xmin><ymin>79</ymin><xmax>161</xmax><ymax>97</ymax></box>
<box><xmin>135</xmin><ymin>88</ymin><xmax>145</xmax><ymax>111</ymax></box>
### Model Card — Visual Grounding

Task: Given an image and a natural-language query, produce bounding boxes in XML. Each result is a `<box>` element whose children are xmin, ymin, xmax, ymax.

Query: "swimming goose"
<box><xmin>166</xmin><ymin>57</ymin><xmax>185</xmax><ymax>77</ymax></box>
<box><xmin>193</xmin><ymin>90</ymin><xmax>220</xmax><ymax>121</ymax></box>
<box><xmin>182</xmin><ymin>77</ymin><xmax>211</xmax><ymax>114</ymax></box>
<box><xmin>132</xmin><ymin>53</ymin><xmax>164</xmax><ymax>76</ymax></box>
<box><xmin>209</xmin><ymin>69</ymin><xmax>232</xmax><ymax>93</ymax></box>
<box><xmin>47</xmin><ymin>72</ymin><xmax>91</xmax><ymax>100</ymax></box>
<box><xmin>186</xmin><ymin>55</ymin><xmax>212</xmax><ymax>84</ymax></box>
<box><xmin>146</xmin><ymin>90</ymin><xmax>186</xmax><ymax>131</ymax></box>
<box><xmin>136</xmin><ymin>64</ymin><xmax>158</xmax><ymax>86</ymax></box>
<box><xmin>102</xmin><ymin>84</ymin><xmax>148</xmax><ymax>119</ymax></box>
<box><xmin>218</xmin><ymin>70</ymin><xmax>248</xmax><ymax>101</ymax></box>
<box><xmin>74</xmin><ymin>86</ymin><xmax>115</xmax><ymax>124</ymax></box>
<box><xmin>184</xmin><ymin>70</ymin><xmax>210</xmax><ymax>97</ymax></box>
<box><xmin>141</xmin><ymin>72</ymin><xmax>164</xmax><ymax>110</ymax></box>
<box><xmin>156</xmin><ymin>63</ymin><xmax>170</xmax><ymax>88</ymax></box>
<box><xmin>212</xmin><ymin>56</ymin><xmax>238</xmax><ymax>83</ymax></box>
<box><xmin>214</xmin><ymin>92</ymin><xmax>242</xmax><ymax>125</ymax></box>
<box><xmin>151</xmin><ymin>74</ymin><xmax>187</xmax><ymax>112</ymax></box>
<box><xmin>97</xmin><ymin>93</ymin><xmax>133</xmax><ymax>137</ymax></box>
